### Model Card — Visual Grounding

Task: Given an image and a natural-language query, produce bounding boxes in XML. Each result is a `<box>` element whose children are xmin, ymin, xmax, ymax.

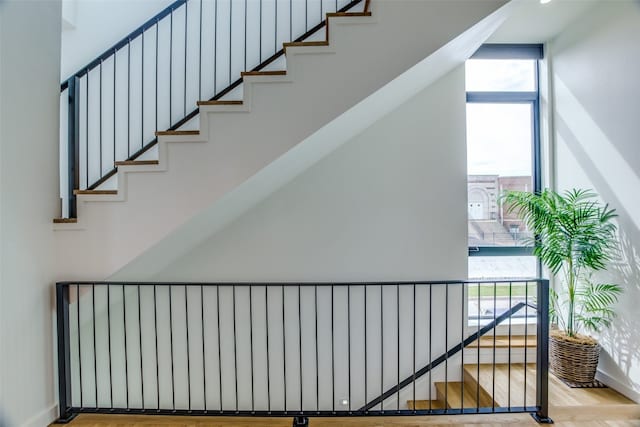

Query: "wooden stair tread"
<box><xmin>464</xmin><ymin>363</ymin><xmax>536</xmax><ymax>408</ymax></box>
<box><xmin>155</xmin><ymin>130</ymin><xmax>199</xmax><ymax>136</ymax></box>
<box><xmin>284</xmin><ymin>41</ymin><xmax>329</xmax><ymax>49</ymax></box>
<box><xmin>241</xmin><ymin>70</ymin><xmax>287</xmax><ymax>77</ymax></box>
<box><xmin>406</xmin><ymin>399</ymin><xmax>445</xmax><ymax>410</ymax></box>
<box><xmin>465</xmin><ymin>363</ymin><xmax>635</xmax><ymax>408</ymax></box>
<box><xmin>114</xmin><ymin>160</ymin><xmax>158</xmax><ymax>166</ymax></box>
<box><xmin>326</xmin><ymin>12</ymin><xmax>372</xmax><ymax>17</ymax></box>
<box><xmin>467</xmin><ymin>335</ymin><xmax>537</xmax><ymax>349</ymax></box>
<box><xmin>197</xmin><ymin>100</ymin><xmax>243</xmax><ymax>106</ymax></box>
<box><xmin>435</xmin><ymin>381</ymin><xmax>496</xmax><ymax>409</ymax></box>
<box><xmin>73</xmin><ymin>190</ymin><xmax>117</xmax><ymax>195</ymax></box>
<box><xmin>53</xmin><ymin>218</ymin><xmax>77</xmax><ymax>224</ymax></box>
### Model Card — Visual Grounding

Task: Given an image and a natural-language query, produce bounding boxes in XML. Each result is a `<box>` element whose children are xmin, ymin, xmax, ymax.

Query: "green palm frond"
<box><xmin>500</xmin><ymin>188</ymin><xmax>621</xmax><ymax>337</ymax></box>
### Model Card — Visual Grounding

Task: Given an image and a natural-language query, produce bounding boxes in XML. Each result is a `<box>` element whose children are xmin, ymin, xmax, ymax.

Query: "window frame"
<box><xmin>466</xmin><ymin>45</ymin><xmax>543</xmax><ymax>259</ymax></box>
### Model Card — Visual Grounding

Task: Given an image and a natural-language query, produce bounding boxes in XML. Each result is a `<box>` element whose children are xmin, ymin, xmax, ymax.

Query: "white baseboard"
<box><xmin>596</xmin><ymin>370</ymin><xmax>640</xmax><ymax>403</ymax></box>
<box><xmin>20</xmin><ymin>404</ymin><xmax>58</xmax><ymax>427</ymax></box>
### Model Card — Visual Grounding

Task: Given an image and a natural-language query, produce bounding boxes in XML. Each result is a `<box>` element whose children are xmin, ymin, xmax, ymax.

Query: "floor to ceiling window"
<box><xmin>465</xmin><ymin>44</ymin><xmax>543</xmax><ymax>324</ymax></box>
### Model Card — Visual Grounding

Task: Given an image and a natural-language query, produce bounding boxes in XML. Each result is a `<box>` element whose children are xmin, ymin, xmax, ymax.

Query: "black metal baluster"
<box><xmin>85</xmin><ymin>77</ymin><xmax>89</xmax><ymax>187</ymax></box>
<box><xmin>265</xmin><ymin>286</ymin><xmax>271</xmax><ymax>413</ymax></box>
<box><xmin>183</xmin><ymin>1</ymin><xmax>188</xmax><ymax>117</ymax></box>
<box><xmin>524</xmin><ymin>281</ymin><xmax>529</xmax><ymax>408</ymax></box>
<box><xmin>199</xmin><ymin>0</ymin><xmax>203</xmax><ymax>100</ymax></box>
<box><xmin>201</xmin><ymin>285</ymin><xmax>207</xmax><ymax>412</ymax></box>
<box><xmin>107</xmin><ymin>285</ymin><xmax>113</xmax><ymax>408</ymax></box>
<box><xmin>123</xmin><ymin>285</ymin><xmax>129</xmax><ymax>410</ymax></box>
<box><xmin>127</xmin><ymin>40</ymin><xmax>131</xmax><ymax>157</ymax></box>
<box><xmin>185</xmin><ymin>286</ymin><xmax>192</xmax><ymax>411</ymax></box>
<box><xmin>244</xmin><ymin>0</ymin><xmax>248</xmax><ymax>71</ymax></box>
<box><xmin>535</xmin><ymin>280</ymin><xmax>551</xmax><ymax>422</ymax></box>
<box><xmin>289</xmin><ymin>0</ymin><xmax>292</xmax><ymax>41</ymax></box>
<box><xmin>348</xmin><ymin>285</ymin><xmax>352</xmax><ymax>413</ymax></box>
<box><xmin>113</xmin><ymin>53</ymin><xmax>116</xmax><ymax>167</ymax></box>
<box><xmin>283</xmin><ymin>285</ymin><xmax>288</xmax><ymax>413</ymax></box>
<box><xmin>314</xmin><ymin>285</ymin><xmax>319</xmax><ymax>414</ymax></box>
<box><xmin>259</xmin><ymin>0</ymin><xmax>263</xmax><ymax>62</ymax></box>
<box><xmin>98</xmin><ymin>59</ymin><xmax>102</xmax><ymax>178</ymax></box>
<box><xmin>153</xmin><ymin>285</ymin><xmax>159</xmax><ymax>410</ymax></box>
<box><xmin>460</xmin><ymin>283</ymin><xmax>464</xmax><ymax>411</ymax></box>
<box><xmin>233</xmin><ymin>286</ymin><xmax>239</xmax><ymax>413</ymax></box>
<box><xmin>141</xmin><ymin>30</ymin><xmax>144</xmax><ymax>151</ymax></box>
<box><xmin>331</xmin><ymin>284</ymin><xmax>335</xmax><ymax>413</ymax></box>
<box><xmin>477</xmin><ymin>282</ymin><xmax>480</xmax><ymax>413</ymax></box>
<box><xmin>78</xmin><ymin>285</ymin><xmax>83</xmax><ymax>408</ymax></box>
<box><xmin>508</xmin><ymin>281</ymin><xmax>512</xmax><ymax>411</ymax></box>
<box><xmin>380</xmin><ymin>284</ymin><xmax>383</xmax><ymax>413</ymax></box>
<box><xmin>214</xmin><ymin>0</ymin><xmax>218</xmax><ymax>94</ymax></box>
<box><xmin>99</xmin><ymin>61</ymin><xmax>103</xmax><ymax>178</ymax></box>
<box><xmin>169</xmin><ymin>10</ymin><xmax>173</xmax><ymax>124</ymax></box>
<box><xmin>229</xmin><ymin>0</ymin><xmax>232</xmax><ymax>86</ymax></box>
<box><xmin>155</xmin><ymin>21</ymin><xmax>159</xmax><ymax>133</ymax></box>
<box><xmin>92</xmin><ymin>284</ymin><xmax>98</xmax><ymax>407</ymax></box>
<box><xmin>56</xmin><ymin>285</ymin><xmax>73</xmax><ymax>421</ymax></box>
<box><xmin>67</xmin><ymin>78</ymin><xmax>79</xmax><ymax>216</ymax></box>
<box><xmin>492</xmin><ymin>281</ymin><xmax>497</xmax><ymax>411</ymax></box>
<box><xmin>412</xmin><ymin>284</ymin><xmax>416</xmax><ymax>414</ymax></box>
<box><xmin>216</xmin><ymin>286</ymin><xmax>223</xmax><ymax>412</ymax></box>
<box><xmin>429</xmin><ymin>285</ymin><xmax>432</xmax><ymax>411</ymax></box>
<box><xmin>444</xmin><ymin>283</ymin><xmax>448</xmax><ymax>413</ymax></box>
<box><xmin>169</xmin><ymin>285</ymin><xmax>175</xmax><ymax>411</ymax></box>
<box><xmin>364</xmin><ymin>285</ymin><xmax>367</xmax><ymax>414</ymax></box>
<box><xmin>138</xmin><ymin>285</ymin><xmax>145</xmax><ymax>410</ymax></box>
<box><xmin>298</xmin><ymin>285</ymin><xmax>303</xmax><ymax>413</ymax></box>
<box><xmin>396</xmin><ymin>284</ymin><xmax>400</xmax><ymax>413</ymax></box>
<box><xmin>250</xmin><ymin>286</ymin><xmax>255</xmax><ymax>413</ymax></box>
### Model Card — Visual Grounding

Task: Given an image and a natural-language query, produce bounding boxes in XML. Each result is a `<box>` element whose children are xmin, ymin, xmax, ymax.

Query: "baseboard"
<box><xmin>19</xmin><ymin>403</ymin><xmax>58</xmax><ymax>427</ymax></box>
<box><xmin>596</xmin><ymin>370</ymin><xmax>640</xmax><ymax>403</ymax></box>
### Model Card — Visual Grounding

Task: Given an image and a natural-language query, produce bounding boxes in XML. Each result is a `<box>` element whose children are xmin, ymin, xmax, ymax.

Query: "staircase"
<box><xmin>408</xmin><ymin>363</ymin><xmax>535</xmax><ymax>411</ymax></box>
<box><xmin>53</xmin><ymin>0</ymin><xmax>510</xmax><ymax>281</ymax></box>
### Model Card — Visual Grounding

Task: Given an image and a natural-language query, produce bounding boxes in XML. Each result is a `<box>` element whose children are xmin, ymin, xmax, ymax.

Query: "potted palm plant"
<box><xmin>501</xmin><ymin>188</ymin><xmax>622</xmax><ymax>384</ymax></box>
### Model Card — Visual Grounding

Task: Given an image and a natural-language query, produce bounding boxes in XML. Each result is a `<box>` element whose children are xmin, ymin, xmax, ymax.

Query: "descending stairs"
<box><xmin>407</xmin><ymin>360</ymin><xmax>637</xmax><ymax>413</ymax></box>
<box><xmin>407</xmin><ymin>363</ymin><xmax>534</xmax><ymax>411</ymax></box>
<box><xmin>53</xmin><ymin>0</ymin><xmax>510</xmax><ymax>281</ymax></box>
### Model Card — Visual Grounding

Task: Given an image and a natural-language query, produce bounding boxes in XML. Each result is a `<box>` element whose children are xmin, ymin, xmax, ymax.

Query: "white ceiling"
<box><xmin>488</xmin><ymin>0</ymin><xmax>601</xmax><ymax>43</ymax></box>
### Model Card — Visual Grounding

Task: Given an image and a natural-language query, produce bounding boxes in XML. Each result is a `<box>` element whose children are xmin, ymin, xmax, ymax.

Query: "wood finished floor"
<box><xmin>54</xmin><ymin>368</ymin><xmax>639</xmax><ymax>427</ymax></box>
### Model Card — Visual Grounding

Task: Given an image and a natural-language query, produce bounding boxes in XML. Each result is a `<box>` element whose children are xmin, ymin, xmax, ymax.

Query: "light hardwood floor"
<box><xmin>53</xmin><ymin>367</ymin><xmax>639</xmax><ymax>427</ymax></box>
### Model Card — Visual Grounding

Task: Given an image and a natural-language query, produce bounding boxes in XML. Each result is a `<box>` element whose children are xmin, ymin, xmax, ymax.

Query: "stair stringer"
<box><xmin>54</xmin><ymin>0</ymin><xmax>514</xmax><ymax>281</ymax></box>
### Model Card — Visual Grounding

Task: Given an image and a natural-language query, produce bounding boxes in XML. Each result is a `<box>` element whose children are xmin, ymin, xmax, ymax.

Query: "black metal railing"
<box><xmin>56</xmin><ymin>279</ymin><xmax>552</xmax><ymax>425</ymax></box>
<box><xmin>60</xmin><ymin>0</ymin><xmax>366</xmax><ymax>217</ymax></box>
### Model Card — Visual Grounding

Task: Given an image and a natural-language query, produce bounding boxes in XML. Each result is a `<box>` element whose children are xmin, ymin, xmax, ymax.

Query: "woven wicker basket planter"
<box><xmin>549</xmin><ymin>332</ymin><xmax>600</xmax><ymax>384</ymax></box>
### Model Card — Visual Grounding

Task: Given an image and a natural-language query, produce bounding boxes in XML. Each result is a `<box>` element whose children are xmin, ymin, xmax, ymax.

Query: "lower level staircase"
<box><xmin>407</xmin><ymin>363</ymin><xmax>535</xmax><ymax>411</ymax></box>
<box><xmin>409</xmin><ymin>361</ymin><xmax>638</xmax><ymax>414</ymax></box>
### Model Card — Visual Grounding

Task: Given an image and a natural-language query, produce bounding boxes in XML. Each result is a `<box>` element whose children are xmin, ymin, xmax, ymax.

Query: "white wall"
<box><xmin>154</xmin><ymin>66</ymin><xmax>468</xmax><ymax>283</ymax></box>
<box><xmin>549</xmin><ymin>0</ymin><xmax>640</xmax><ymax>402</ymax></box>
<box><xmin>61</xmin><ymin>0</ymin><xmax>174</xmax><ymax>78</ymax></box>
<box><xmin>0</xmin><ymin>1</ymin><xmax>62</xmax><ymax>426</ymax></box>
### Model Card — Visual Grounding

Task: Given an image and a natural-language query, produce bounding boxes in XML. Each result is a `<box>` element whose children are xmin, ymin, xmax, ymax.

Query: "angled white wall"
<box><xmin>0</xmin><ymin>1</ymin><xmax>62</xmax><ymax>426</ymax></box>
<box><xmin>153</xmin><ymin>66</ymin><xmax>468</xmax><ymax>282</ymax></box>
<box><xmin>549</xmin><ymin>0</ymin><xmax>640</xmax><ymax>402</ymax></box>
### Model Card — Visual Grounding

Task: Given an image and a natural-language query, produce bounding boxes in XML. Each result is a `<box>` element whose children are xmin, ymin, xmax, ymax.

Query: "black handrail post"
<box><xmin>56</xmin><ymin>283</ymin><xmax>77</xmax><ymax>423</ymax></box>
<box><xmin>67</xmin><ymin>77</ymin><xmax>80</xmax><ymax>218</ymax></box>
<box><xmin>532</xmin><ymin>279</ymin><xmax>553</xmax><ymax>424</ymax></box>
